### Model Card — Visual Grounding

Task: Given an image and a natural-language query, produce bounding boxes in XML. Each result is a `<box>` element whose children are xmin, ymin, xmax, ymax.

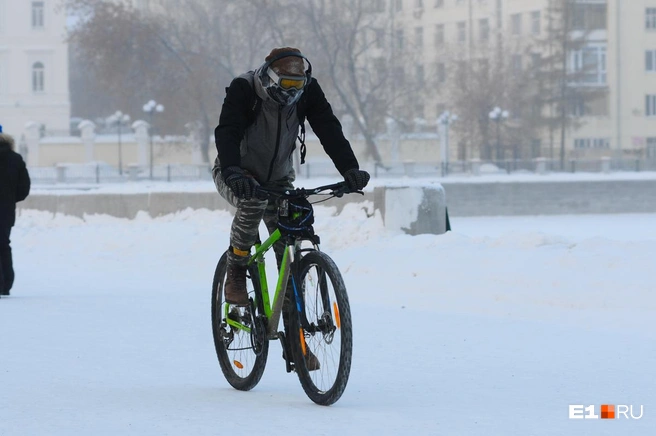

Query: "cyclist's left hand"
<box><xmin>343</xmin><ymin>168</ymin><xmax>370</xmax><ymax>191</ymax></box>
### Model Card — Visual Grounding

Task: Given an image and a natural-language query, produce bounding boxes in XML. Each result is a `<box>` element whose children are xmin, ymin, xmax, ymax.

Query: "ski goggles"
<box><xmin>267</xmin><ymin>68</ymin><xmax>306</xmax><ymax>90</ymax></box>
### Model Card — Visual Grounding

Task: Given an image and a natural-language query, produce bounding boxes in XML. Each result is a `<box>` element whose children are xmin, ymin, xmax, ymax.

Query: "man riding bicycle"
<box><xmin>212</xmin><ymin>47</ymin><xmax>370</xmax><ymax>307</ymax></box>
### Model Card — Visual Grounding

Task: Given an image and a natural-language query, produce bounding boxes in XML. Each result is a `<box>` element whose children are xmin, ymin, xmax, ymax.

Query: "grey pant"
<box><xmin>212</xmin><ymin>163</ymin><xmax>294</xmax><ymax>267</ymax></box>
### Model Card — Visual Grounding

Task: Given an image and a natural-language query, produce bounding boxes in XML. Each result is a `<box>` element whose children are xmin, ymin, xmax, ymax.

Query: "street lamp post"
<box><xmin>108</xmin><ymin>111</ymin><xmax>130</xmax><ymax>175</ymax></box>
<box><xmin>142</xmin><ymin>100</ymin><xmax>164</xmax><ymax>179</ymax></box>
<box><xmin>438</xmin><ymin>110</ymin><xmax>458</xmax><ymax>177</ymax></box>
<box><xmin>488</xmin><ymin>106</ymin><xmax>509</xmax><ymax>161</ymax></box>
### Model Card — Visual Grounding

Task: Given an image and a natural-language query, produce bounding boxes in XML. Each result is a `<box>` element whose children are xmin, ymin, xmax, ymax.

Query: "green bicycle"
<box><xmin>211</xmin><ymin>181</ymin><xmax>358</xmax><ymax>406</ymax></box>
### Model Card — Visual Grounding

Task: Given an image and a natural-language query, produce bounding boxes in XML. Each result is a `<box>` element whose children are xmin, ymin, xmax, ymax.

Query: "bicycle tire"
<box><xmin>289</xmin><ymin>250</ymin><xmax>353</xmax><ymax>405</ymax></box>
<box><xmin>211</xmin><ymin>251</ymin><xmax>269</xmax><ymax>391</ymax></box>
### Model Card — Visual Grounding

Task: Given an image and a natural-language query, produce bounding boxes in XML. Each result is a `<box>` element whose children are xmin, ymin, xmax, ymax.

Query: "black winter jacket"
<box><xmin>0</xmin><ymin>140</ymin><xmax>31</xmax><ymax>227</ymax></box>
<box><xmin>214</xmin><ymin>70</ymin><xmax>359</xmax><ymax>183</ymax></box>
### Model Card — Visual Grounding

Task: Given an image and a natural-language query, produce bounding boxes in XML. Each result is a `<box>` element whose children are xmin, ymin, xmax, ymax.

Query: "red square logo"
<box><xmin>601</xmin><ymin>404</ymin><xmax>615</xmax><ymax>419</ymax></box>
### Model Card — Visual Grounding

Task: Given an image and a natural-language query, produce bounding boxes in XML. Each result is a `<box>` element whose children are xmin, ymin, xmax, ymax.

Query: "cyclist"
<box><xmin>213</xmin><ymin>47</ymin><xmax>370</xmax><ymax>307</ymax></box>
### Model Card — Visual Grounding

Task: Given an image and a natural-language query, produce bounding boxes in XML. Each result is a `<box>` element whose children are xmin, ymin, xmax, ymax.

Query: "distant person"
<box><xmin>0</xmin><ymin>126</ymin><xmax>31</xmax><ymax>297</ymax></box>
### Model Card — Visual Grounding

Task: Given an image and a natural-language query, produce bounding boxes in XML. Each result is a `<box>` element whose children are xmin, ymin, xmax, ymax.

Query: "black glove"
<box><xmin>343</xmin><ymin>168</ymin><xmax>370</xmax><ymax>191</ymax></box>
<box><xmin>223</xmin><ymin>166</ymin><xmax>258</xmax><ymax>200</ymax></box>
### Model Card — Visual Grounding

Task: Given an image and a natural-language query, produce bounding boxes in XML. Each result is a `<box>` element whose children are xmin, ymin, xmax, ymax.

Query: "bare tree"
<box><xmin>249</xmin><ymin>0</ymin><xmax>428</xmax><ymax>165</ymax></box>
<box><xmin>442</xmin><ymin>38</ymin><xmax>542</xmax><ymax>162</ymax></box>
<box><xmin>66</xmin><ymin>0</ymin><xmax>274</xmax><ymax>163</ymax></box>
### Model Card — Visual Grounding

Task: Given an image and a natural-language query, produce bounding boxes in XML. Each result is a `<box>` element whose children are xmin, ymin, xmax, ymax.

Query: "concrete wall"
<box><xmin>441</xmin><ymin>179</ymin><xmax>656</xmax><ymax>217</ymax></box>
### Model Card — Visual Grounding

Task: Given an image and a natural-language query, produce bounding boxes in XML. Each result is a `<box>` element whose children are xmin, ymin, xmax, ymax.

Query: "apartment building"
<box><xmin>0</xmin><ymin>0</ymin><xmax>70</xmax><ymax>151</ymax></box>
<box><xmin>388</xmin><ymin>0</ymin><xmax>656</xmax><ymax>160</ymax></box>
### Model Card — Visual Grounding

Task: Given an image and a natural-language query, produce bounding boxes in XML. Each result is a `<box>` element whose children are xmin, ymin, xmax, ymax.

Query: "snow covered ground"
<box><xmin>1</xmin><ymin>205</ymin><xmax>654</xmax><ymax>435</ymax></box>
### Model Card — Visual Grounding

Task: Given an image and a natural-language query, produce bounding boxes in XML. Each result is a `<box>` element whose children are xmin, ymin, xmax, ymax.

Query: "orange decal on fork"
<box><xmin>333</xmin><ymin>302</ymin><xmax>341</xmax><ymax>329</ymax></box>
<box><xmin>299</xmin><ymin>328</ymin><xmax>307</xmax><ymax>356</ymax></box>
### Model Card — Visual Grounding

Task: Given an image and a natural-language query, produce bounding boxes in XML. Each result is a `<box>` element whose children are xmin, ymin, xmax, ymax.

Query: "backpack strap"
<box><xmin>296</xmin><ymin>92</ymin><xmax>308</xmax><ymax>165</ymax></box>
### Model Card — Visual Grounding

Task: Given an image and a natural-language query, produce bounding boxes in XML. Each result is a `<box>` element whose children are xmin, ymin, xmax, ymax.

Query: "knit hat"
<box><xmin>266</xmin><ymin>47</ymin><xmax>305</xmax><ymax>76</ymax></box>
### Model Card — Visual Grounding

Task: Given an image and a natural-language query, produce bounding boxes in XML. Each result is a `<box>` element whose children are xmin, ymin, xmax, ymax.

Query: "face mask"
<box><xmin>266</xmin><ymin>84</ymin><xmax>304</xmax><ymax>106</ymax></box>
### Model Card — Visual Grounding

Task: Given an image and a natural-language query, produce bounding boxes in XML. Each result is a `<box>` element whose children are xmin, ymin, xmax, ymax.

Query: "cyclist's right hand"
<box><xmin>223</xmin><ymin>166</ymin><xmax>258</xmax><ymax>200</ymax></box>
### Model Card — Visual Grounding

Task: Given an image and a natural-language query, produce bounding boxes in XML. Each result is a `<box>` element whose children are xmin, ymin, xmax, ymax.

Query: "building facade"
<box><xmin>0</xmin><ymin>0</ymin><xmax>70</xmax><ymax>158</ymax></box>
<box><xmin>387</xmin><ymin>0</ymin><xmax>656</xmax><ymax>161</ymax></box>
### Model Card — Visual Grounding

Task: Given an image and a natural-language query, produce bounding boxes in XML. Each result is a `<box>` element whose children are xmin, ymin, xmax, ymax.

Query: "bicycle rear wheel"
<box><xmin>289</xmin><ymin>250</ymin><xmax>353</xmax><ymax>405</ymax></box>
<box><xmin>211</xmin><ymin>251</ymin><xmax>269</xmax><ymax>391</ymax></box>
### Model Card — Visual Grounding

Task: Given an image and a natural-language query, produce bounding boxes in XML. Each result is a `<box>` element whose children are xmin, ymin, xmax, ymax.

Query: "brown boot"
<box><xmin>224</xmin><ymin>262</ymin><xmax>249</xmax><ymax>306</ymax></box>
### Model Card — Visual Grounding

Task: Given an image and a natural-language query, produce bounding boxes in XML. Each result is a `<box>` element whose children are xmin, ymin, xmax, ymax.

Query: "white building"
<box><xmin>389</xmin><ymin>0</ymin><xmax>656</xmax><ymax>161</ymax></box>
<box><xmin>0</xmin><ymin>0</ymin><xmax>70</xmax><ymax>156</ymax></box>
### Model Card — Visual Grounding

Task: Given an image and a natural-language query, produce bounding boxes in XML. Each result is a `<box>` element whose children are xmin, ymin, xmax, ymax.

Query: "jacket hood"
<box><xmin>0</xmin><ymin>133</ymin><xmax>15</xmax><ymax>153</ymax></box>
<box><xmin>252</xmin><ymin>67</ymin><xmax>273</xmax><ymax>102</ymax></box>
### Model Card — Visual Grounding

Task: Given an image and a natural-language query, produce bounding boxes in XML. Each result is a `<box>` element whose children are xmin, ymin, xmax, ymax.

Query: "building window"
<box><xmin>457</xmin><ymin>21</ymin><xmax>466</xmax><ymax>43</ymax></box>
<box><xmin>435</xmin><ymin>0</ymin><xmax>444</xmax><ymax>7</ymax></box>
<box><xmin>569</xmin><ymin>95</ymin><xmax>586</xmax><ymax>117</ymax></box>
<box><xmin>395</xmin><ymin>29</ymin><xmax>404</xmax><ymax>50</ymax></box>
<box><xmin>511</xmin><ymin>13</ymin><xmax>522</xmax><ymax>35</ymax></box>
<box><xmin>647</xmin><ymin>8</ymin><xmax>656</xmax><ymax>30</ymax></box>
<box><xmin>647</xmin><ymin>50</ymin><xmax>656</xmax><ymax>72</ymax></box>
<box><xmin>32</xmin><ymin>1</ymin><xmax>45</xmax><ymax>28</ymax></box>
<box><xmin>574</xmin><ymin>138</ymin><xmax>610</xmax><ymax>149</ymax></box>
<box><xmin>437</xmin><ymin>62</ymin><xmax>446</xmax><ymax>83</ymax></box>
<box><xmin>395</xmin><ymin>0</ymin><xmax>403</xmax><ymax>12</ymax></box>
<box><xmin>647</xmin><ymin>138</ymin><xmax>656</xmax><ymax>159</ymax></box>
<box><xmin>435</xmin><ymin>24</ymin><xmax>444</xmax><ymax>46</ymax></box>
<box><xmin>569</xmin><ymin>45</ymin><xmax>607</xmax><ymax>85</ymax></box>
<box><xmin>416</xmin><ymin>64</ymin><xmax>424</xmax><ymax>86</ymax></box>
<box><xmin>646</xmin><ymin>95</ymin><xmax>656</xmax><ymax>116</ymax></box>
<box><xmin>512</xmin><ymin>54</ymin><xmax>522</xmax><ymax>75</ymax></box>
<box><xmin>480</xmin><ymin>18</ymin><xmax>489</xmax><ymax>41</ymax></box>
<box><xmin>531</xmin><ymin>53</ymin><xmax>542</xmax><ymax>70</ymax></box>
<box><xmin>415</xmin><ymin>103</ymin><xmax>425</xmax><ymax>120</ymax></box>
<box><xmin>415</xmin><ymin>26</ymin><xmax>423</xmax><ymax>48</ymax></box>
<box><xmin>531</xmin><ymin>11</ymin><xmax>541</xmax><ymax>35</ymax></box>
<box><xmin>32</xmin><ymin>62</ymin><xmax>45</xmax><ymax>92</ymax></box>
<box><xmin>414</xmin><ymin>0</ymin><xmax>423</xmax><ymax>8</ymax></box>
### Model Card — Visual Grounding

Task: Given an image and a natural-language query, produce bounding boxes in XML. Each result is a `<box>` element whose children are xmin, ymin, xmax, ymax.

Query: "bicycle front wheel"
<box><xmin>211</xmin><ymin>251</ymin><xmax>269</xmax><ymax>391</ymax></box>
<box><xmin>289</xmin><ymin>250</ymin><xmax>353</xmax><ymax>405</ymax></box>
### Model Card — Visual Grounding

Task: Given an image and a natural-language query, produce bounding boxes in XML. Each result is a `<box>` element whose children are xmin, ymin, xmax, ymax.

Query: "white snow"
<box><xmin>1</xmin><ymin>204</ymin><xmax>654</xmax><ymax>435</ymax></box>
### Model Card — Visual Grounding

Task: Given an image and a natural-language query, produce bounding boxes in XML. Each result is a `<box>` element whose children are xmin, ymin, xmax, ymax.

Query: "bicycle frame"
<box><xmin>223</xmin><ymin>228</ymin><xmax>297</xmax><ymax>339</ymax></box>
<box><xmin>222</xmin><ymin>182</ymin><xmax>352</xmax><ymax>340</ymax></box>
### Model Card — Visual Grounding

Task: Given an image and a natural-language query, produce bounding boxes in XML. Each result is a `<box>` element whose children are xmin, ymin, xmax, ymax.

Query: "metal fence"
<box><xmin>28</xmin><ymin>163</ymin><xmax>213</xmax><ymax>185</ymax></box>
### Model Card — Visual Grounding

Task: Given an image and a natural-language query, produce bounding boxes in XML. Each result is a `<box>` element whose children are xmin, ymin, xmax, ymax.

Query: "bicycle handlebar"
<box><xmin>253</xmin><ymin>181</ymin><xmax>361</xmax><ymax>200</ymax></box>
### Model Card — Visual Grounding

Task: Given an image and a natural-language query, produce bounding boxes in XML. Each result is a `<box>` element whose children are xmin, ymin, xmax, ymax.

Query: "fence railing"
<box><xmin>29</xmin><ymin>163</ymin><xmax>213</xmax><ymax>184</ymax></box>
